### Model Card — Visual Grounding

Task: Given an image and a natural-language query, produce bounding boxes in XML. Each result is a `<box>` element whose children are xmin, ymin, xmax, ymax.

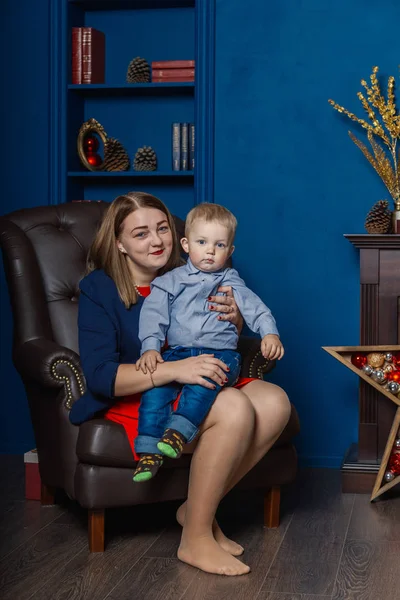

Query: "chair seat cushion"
<box><xmin>76</xmin><ymin>403</ymin><xmax>300</xmax><ymax>469</ymax></box>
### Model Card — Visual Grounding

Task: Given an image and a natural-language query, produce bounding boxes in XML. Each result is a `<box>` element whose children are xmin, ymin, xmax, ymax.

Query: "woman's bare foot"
<box><xmin>178</xmin><ymin>534</ymin><xmax>250</xmax><ymax>576</ymax></box>
<box><xmin>176</xmin><ymin>503</ymin><xmax>244</xmax><ymax>556</ymax></box>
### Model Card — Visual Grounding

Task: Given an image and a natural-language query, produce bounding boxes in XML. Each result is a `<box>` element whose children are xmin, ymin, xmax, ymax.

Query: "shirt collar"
<box><xmin>186</xmin><ymin>258</ymin><xmax>226</xmax><ymax>277</ymax></box>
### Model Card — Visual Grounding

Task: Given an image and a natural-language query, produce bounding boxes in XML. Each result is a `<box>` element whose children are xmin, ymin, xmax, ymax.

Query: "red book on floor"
<box><xmin>82</xmin><ymin>27</ymin><xmax>105</xmax><ymax>84</ymax></box>
<box><xmin>151</xmin><ymin>60</ymin><xmax>195</xmax><ymax>69</ymax></box>
<box><xmin>152</xmin><ymin>68</ymin><xmax>194</xmax><ymax>79</ymax></box>
<box><xmin>24</xmin><ymin>450</ymin><xmax>41</xmax><ymax>501</ymax></box>
<box><xmin>152</xmin><ymin>77</ymin><xmax>194</xmax><ymax>83</ymax></box>
<box><xmin>71</xmin><ymin>27</ymin><xmax>82</xmax><ymax>84</ymax></box>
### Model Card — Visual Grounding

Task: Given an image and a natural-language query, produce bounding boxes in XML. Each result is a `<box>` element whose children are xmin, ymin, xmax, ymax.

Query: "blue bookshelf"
<box><xmin>50</xmin><ymin>0</ymin><xmax>215</xmax><ymax>219</ymax></box>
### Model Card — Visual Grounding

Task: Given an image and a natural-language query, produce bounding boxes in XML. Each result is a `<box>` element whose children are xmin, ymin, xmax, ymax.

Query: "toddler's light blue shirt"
<box><xmin>139</xmin><ymin>259</ymin><xmax>279</xmax><ymax>354</ymax></box>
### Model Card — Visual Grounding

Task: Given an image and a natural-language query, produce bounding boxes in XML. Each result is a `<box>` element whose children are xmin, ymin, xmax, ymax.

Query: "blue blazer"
<box><xmin>69</xmin><ymin>269</ymin><xmax>145</xmax><ymax>425</ymax></box>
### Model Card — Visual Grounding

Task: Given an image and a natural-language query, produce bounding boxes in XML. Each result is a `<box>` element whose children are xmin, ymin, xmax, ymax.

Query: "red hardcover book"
<box><xmin>82</xmin><ymin>27</ymin><xmax>105</xmax><ymax>84</ymax></box>
<box><xmin>152</xmin><ymin>77</ymin><xmax>194</xmax><ymax>83</ymax></box>
<box><xmin>151</xmin><ymin>60</ymin><xmax>195</xmax><ymax>69</ymax></box>
<box><xmin>71</xmin><ymin>27</ymin><xmax>82</xmax><ymax>84</ymax></box>
<box><xmin>152</xmin><ymin>68</ymin><xmax>195</xmax><ymax>79</ymax></box>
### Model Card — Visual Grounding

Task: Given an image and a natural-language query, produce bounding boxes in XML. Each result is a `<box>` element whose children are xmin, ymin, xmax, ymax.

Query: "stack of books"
<box><xmin>151</xmin><ymin>60</ymin><xmax>195</xmax><ymax>83</ymax></box>
<box><xmin>172</xmin><ymin>123</ymin><xmax>195</xmax><ymax>171</ymax></box>
<box><xmin>72</xmin><ymin>27</ymin><xmax>105</xmax><ymax>84</ymax></box>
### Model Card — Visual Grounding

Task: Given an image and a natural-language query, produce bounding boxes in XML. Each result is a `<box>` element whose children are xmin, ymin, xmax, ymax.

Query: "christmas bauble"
<box><xmin>384</xmin><ymin>471</ymin><xmax>395</xmax><ymax>482</ymax></box>
<box><xmin>84</xmin><ymin>135</ymin><xmax>100</xmax><ymax>153</ymax></box>
<box><xmin>388</xmin><ymin>381</ymin><xmax>400</xmax><ymax>394</ymax></box>
<box><xmin>395</xmin><ymin>439</ymin><xmax>400</xmax><ymax>450</ymax></box>
<box><xmin>367</xmin><ymin>352</ymin><xmax>385</xmax><ymax>368</ymax></box>
<box><xmin>351</xmin><ymin>353</ymin><xmax>367</xmax><ymax>368</ymax></box>
<box><xmin>384</xmin><ymin>353</ymin><xmax>393</xmax><ymax>362</ymax></box>
<box><xmin>372</xmin><ymin>369</ymin><xmax>386</xmax><ymax>384</ymax></box>
<box><xmin>362</xmin><ymin>364</ymin><xmax>373</xmax><ymax>376</ymax></box>
<box><xmin>388</xmin><ymin>371</ymin><xmax>400</xmax><ymax>383</ymax></box>
<box><xmin>392</xmin><ymin>352</ymin><xmax>400</xmax><ymax>365</ymax></box>
<box><xmin>87</xmin><ymin>153</ymin><xmax>103</xmax><ymax>167</ymax></box>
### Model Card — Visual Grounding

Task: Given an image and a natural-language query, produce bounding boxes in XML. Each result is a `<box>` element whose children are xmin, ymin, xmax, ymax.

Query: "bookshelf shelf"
<box><xmin>68</xmin><ymin>83</ymin><xmax>195</xmax><ymax>95</ymax></box>
<box><xmin>68</xmin><ymin>171</ymin><xmax>194</xmax><ymax>177</ymax></box>
<box><xmin>51</xmin><ymin>0</ymin><xmax>214</xmax><ymax>209</ymax></box>
<box><xmin>68</xmin><ymin>0</ymin><xmax>195</xmax><ymax>9</ymax></box>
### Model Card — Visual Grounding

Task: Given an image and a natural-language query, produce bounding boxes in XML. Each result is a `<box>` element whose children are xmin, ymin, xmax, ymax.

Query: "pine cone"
<box><xmin>365</xmin><ymin>200</ymin><xmax>392</xmax><ymax>234</ymax></box>
<box><xmin>133</xmin><ymin>146</ymin><xmax>157</xmax><ymax>171</ymax></box>
<box><xmin>126</xmin><ymin>57</ymin><xmax>150</xmax><ymax>83</ymax></box>
<box><xmin>103</xmin><ymin>138</ymin><xmax>130</xmax><ymax>171</ymax></box>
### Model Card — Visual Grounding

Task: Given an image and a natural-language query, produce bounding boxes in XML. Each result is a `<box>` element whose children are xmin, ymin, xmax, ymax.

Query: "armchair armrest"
<box><xmin>13</xmin><ymin>338</ymin><xmax>86</xmax><ymax>409</ymax></box>
<box><xmin>237</xmin><ymin>335</ymin><xmax>276</xmax><ymax>379</ymax></box>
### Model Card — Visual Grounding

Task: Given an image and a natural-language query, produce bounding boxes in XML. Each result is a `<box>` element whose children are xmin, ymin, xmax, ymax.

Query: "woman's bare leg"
<box><xmin>177</xmin><ymin>381</ymin><xmax>291</xmax><ymax>554</ymax></box>
<box><xmin>177</xmin><ymin>388</ymin><xmax>255</xmax><ymax>575</ymax></box>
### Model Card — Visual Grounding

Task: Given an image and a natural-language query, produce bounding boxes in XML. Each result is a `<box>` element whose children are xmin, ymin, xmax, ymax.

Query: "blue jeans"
<box><xmin>134</xmin><ymin>347</ymin><xmax>241</xmax><ymax>454</ymax></box>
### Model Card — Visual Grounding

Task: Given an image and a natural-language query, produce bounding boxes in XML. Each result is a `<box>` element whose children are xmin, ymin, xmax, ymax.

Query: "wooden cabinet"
<box><xmin>342</xmin><ymin>235</ymin><xmax>400</xmax><ymax>492</ymax></box>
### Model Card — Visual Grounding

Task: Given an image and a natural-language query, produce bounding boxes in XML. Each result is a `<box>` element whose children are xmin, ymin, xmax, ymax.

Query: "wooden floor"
<box><xmin>1</xmin><ymin>457</ymin><xmax>400</xmax><ymax>600</ymax></box>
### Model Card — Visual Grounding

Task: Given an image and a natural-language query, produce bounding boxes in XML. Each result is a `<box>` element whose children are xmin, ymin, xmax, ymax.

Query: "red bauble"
<box><xmin>392</xmin><ymin>352</ymin><xmax>400</xmax><ymax>366</ymax></box>
<box><xmin>388</xmin><ymin>452</ymin><xmax>400</xmax><ymax>475</ymax></box>
<box><xmin>388</xmin><ymin>370</ymin><xmax>400</xmax><ymax>382</ymax></box>
<box><xmin>86</xmin><ymin>153</ymin><xmax>103</xmax><ymax>167</ymax></box>
<box><xmin>84</xmin><ymin>135</ymin><xmax>100</xmax><ymax>153</ymax></box>
<box><xmin>351</xmin><ymin>353</ymin><xmax>367</xmax><ymax>369</ymax></box>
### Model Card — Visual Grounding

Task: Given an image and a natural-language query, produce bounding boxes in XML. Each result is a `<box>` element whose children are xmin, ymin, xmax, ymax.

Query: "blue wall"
<box><xmin>0</xmin><ymin>0</ymin><xmax>50</xmax><ymax>453</ymax></box>
<box><xmin>214</xmin><ymin>0</ymin><xmax>400</xmax><ymax>466</ymax></box>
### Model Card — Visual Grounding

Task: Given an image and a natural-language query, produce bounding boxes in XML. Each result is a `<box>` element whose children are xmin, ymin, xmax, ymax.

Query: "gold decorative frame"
<box><xmin>323</xmin><ymin>345</ymin><xmax>400</xmax><ymax>501</ymax></box>
<box><xmin>77</xmin><ymin>118</ymin><xmax>108</xmax><ymax>172</ymax></box>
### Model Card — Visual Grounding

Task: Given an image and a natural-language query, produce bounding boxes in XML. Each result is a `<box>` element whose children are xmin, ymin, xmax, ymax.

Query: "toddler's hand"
<box><xmin>136</xmin><ymin>350</ymin><xmax>164</xmax><ymax>374</ymax></box>
<box><xmin>261</xmin><ymin>334</ymin><xmax>284</xmax><ymax>361</ymax></box>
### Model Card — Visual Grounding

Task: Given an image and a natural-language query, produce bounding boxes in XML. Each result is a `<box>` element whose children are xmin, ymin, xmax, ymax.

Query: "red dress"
<box><xmin>104</xmin><ymin>286</ymin><xmax>256</xmax><ymax>459</ymax></box>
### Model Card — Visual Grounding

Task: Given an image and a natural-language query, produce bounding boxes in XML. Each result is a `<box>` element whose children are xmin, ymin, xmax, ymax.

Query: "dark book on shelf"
<box><xmin>172</xmin><ymin>123</ymin><xmax>181</xmax><ymax>171</ymax></box>
<box><xmin>82</xmin><ymin>27</ymin><xmax>105</xmax><ymax>84</ymax></box>
<box><xmin>189</xmin><ymin>123</ymin><xmax>195</xmax><ymax>170</ymax></box>
<box><xmin>151</xmin><ymin>60</ymin><xmax>195</xmax><ymax>69</ymax></box>
<box><xmin>71</xmin><ymin>28</ymin><xmax>82</xmax><ymax>84</ymax></box>
<box><xmin>181</xmin><ymin>123</ymin><xmax>189</xmax><ymax>171</ymax></box>
<box><xmin>152</xmin><ymin>68</ymin><xmax>195</xmax><ymax>79</ymax></box>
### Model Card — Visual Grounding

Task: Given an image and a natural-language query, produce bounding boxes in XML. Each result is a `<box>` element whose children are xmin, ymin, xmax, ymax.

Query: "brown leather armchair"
<box><xmin>0</xmin><ymin>201</ymin><xmax>300</xmax><ymax>552</ymax></box>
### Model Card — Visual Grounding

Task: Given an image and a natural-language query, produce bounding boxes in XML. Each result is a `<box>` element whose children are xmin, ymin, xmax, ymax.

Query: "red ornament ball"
<box><xmin>388</xmin><ymin>371</ymin><xmax>400</xmax><ymax>383</ymax></box>
<box><xmin>351</xmin><ymin>353</ymin><xmax>367</xmax><ymax>369</ymax></box>
<box><xmin>86</xmin><ymin>153</ymin><xmax>103</xmax><ymax>167</ymax></box>
<box><xmin>84</xmin><ymin>135</ymin><xmax>100</xmax><ymax>153</ymax></box>
<box><xmin>392</xmin><ymin>352</ymin><xmax>400</xmax><ymax>366</ymax></box>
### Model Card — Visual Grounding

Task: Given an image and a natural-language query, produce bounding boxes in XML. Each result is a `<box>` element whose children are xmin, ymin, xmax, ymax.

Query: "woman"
<box><xmin>70</xmin><ymin>192</ymin><xmax>291</xmax><ymax>576</ymax></box>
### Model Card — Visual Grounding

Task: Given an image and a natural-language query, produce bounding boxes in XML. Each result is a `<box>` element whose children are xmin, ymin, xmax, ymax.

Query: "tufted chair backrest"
<box><xmin>0</xmin><ymin>202</ymin><xmax>184</xmax><ymax>355</ymax></box>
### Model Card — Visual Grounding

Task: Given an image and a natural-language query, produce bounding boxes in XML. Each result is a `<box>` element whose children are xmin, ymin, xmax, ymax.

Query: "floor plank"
<box><xmin>0</xmin><ymin>524</ymin><xmax>86</xmax><ymax>600</ymax></box>
<box><xmin>0</xmin><ymin>500</ymin><xmax>65</xmax><ymax>559</ymax></box>
<box><xmin>106</xmin><ymin>557</ymin><xmax>197</xmax><ymax>600</ymax></box>
<box><xmin>28</xmin><ymin>529</ymin><xmax>163</xmax><ymax>600</ymax></box>
<box><xmin>347</xmin><ymin>492</ymin><xmax>400</xmax><ymax>541</ymax></box>
<box><xmin>332</xmin><ymin>539</ymin><xmax>400</xmax><ymax>600</ymax></box>
<box><xmin>260</xmin><ymin>530</ymin><xmax>343</xmax><ymax>596</ymax></box>
<box><xmin>260</xmin><ymin>595</ymin><xmax>330</xmax><ymax>600</ymax></box>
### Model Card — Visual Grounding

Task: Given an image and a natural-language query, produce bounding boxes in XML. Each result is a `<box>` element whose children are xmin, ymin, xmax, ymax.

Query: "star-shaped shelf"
<box><xmin>323</xmin><ymin>345</ymin><xmax>400</xmax><ymax>501</ymax></box>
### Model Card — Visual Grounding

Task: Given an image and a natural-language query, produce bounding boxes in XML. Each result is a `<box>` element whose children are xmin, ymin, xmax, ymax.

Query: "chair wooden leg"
<box><xmin>264</xmin><ymin>485</ymin><xmax>280</xmax><ymax>528</ymax></box>
<box><xmin>88</xmin><ymin>509</ymin><xmax>105</xmax><ymax>552</ymax></box>
<box><xmin>41</xmin><ymin>483</ymin><xmax>56</xmax><ymax>505</ymax></box>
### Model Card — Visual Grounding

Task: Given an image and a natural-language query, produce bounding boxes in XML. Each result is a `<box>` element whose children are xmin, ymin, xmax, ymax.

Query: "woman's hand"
<box><xmin>261</xmin><ymin>334</ymin><xmax>284</xmax><ymax>360</ymax></box>
<box><xmin>208</xmin><ymin>286</ymin><xmax>244</xmax><ymax>333</ymax></box>
<box><xmin>136</xmin><ymin>350</ymin><xmax>164</xmax><ymax>374</ymax></box>
<box><xmin>173</xmin><ymin>354</ymin><xmax>229</xmax><ymax>390</ymax></box>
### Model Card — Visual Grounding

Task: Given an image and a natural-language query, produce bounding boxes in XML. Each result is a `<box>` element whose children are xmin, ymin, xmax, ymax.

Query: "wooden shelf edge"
<box><xmin>68</xmin><ymin>171</ymin><xmax>194</xmax><ymax>177</ymax></box>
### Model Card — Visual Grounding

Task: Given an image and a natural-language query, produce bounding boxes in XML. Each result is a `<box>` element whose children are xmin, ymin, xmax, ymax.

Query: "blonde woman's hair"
<box><xmin>185</xmin><ymin>203</ymin><xmax>237</xmax><ymax>244</ymax></box>
<box><xmin>87</xmin><ymin>191</ymin><xmax>182</xmax><ymax>308</ymax></box>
